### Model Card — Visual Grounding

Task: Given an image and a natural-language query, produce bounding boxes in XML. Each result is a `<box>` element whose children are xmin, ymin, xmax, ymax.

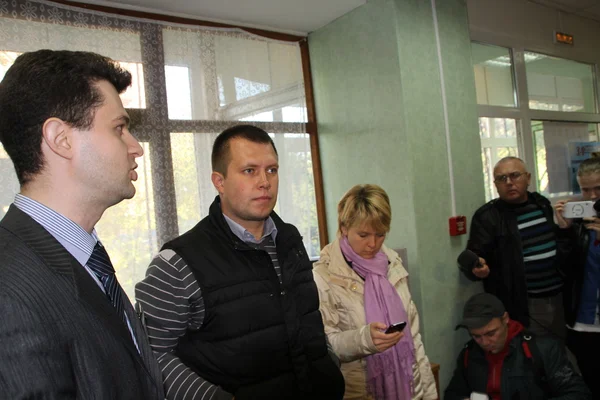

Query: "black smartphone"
<box><xmin>384</xmin><ymin>321</ymin><xmax>407</xmax><ymax>334</ymax></box>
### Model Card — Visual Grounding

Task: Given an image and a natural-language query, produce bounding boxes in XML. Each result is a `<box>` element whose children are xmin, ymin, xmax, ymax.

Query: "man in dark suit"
<box><xmin>0</xmin><ymin>50</ymin><xmax>164</xmax><ymax>399</ymax></box>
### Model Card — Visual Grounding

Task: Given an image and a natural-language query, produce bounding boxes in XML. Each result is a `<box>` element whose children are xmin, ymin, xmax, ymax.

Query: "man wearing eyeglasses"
<box><xmin>461</xmin><ymin>157</ymin><xmax>571</xmax><ymax>340</ymax></box>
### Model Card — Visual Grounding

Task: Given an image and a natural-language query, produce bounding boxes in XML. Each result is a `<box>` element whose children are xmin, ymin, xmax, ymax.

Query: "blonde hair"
<box><xmin>578</xmin><ymin>157</ymin><xmax>600</xmax><ymax>177</ymax></box>
<box><xmin>337</xmin><ymin>184</ymin><xmax>391</xmax><ymax>235</ymax></box>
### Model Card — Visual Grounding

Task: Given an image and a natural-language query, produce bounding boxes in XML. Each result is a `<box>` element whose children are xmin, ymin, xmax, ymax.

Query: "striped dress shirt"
<box><xmin>13</xmin><ymin>194</ymin><xmax>139</xmax><ymax>351</ymax></box>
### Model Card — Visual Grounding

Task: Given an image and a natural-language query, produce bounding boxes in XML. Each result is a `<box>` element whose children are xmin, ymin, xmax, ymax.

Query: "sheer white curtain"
<box><xmin>0</xmin><ymin>0</ymin><xmax>319</xmax><ymax>300</ymax></box>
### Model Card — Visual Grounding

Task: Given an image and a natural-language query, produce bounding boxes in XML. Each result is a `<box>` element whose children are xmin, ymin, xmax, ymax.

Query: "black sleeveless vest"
<box><xmin>163</xmin><ymin>197</ymin><xmax>344</xmax><ymax>399</ymax></box>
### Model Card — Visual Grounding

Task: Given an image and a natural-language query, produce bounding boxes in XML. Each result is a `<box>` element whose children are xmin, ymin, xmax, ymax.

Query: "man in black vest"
<box><xmin>136</xmin><ymin>125</ymin><xmax>345</xmax><ymax>400</ymax></box>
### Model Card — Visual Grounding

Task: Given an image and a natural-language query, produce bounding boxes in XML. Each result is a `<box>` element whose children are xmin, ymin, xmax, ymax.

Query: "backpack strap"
<box><xmin>521</xmin><ymin>333</ymin><xmax>550</xmax><ymax>395</ymax></box>
<box><xmin>462</xmin><ymin>341</ymin><xmax>476</xmax><ymax>382</ymax></box>
<box><xmin>521</xmin><ymin>336</ymin><xmax>533</xmax><ymax>358</ymax></box>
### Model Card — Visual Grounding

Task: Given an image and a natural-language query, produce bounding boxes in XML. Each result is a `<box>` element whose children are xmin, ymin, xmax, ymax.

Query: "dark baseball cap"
<box><xmin>455</xmin><ymin>293</ymin><xmax>506</xmax><ymax>330</ymax></box>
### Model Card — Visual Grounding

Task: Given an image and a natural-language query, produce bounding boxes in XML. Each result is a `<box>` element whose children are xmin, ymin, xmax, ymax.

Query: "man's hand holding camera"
<box><xmin>554</xmin><ymin>200</ymin><xmax>573</xmax><ymax>229</ymax></box>
<box><xmin>554</xmin><ymin>199</ymin><xmax>600</xmax><ymax>232</ymax></box>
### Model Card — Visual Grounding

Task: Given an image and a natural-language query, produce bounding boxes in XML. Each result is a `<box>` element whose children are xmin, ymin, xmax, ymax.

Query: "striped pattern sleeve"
<box><xmin>135</xmin><ymin>249</ymin><xmax>233</xmax><ymax>400</ymax></box>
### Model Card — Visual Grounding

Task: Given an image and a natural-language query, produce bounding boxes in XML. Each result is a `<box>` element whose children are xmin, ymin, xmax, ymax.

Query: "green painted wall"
<box><xmin>309</xmin><ymin>0</ymin><xmax>484</xmax><ymax>392</ymax></box>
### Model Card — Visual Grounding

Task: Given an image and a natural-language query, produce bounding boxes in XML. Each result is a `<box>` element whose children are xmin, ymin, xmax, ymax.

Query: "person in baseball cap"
<box><xmin>455</xmin><ymin>293</ymin><xmax>510</xmax><ymax>355</ymax></box>
<box><xmin>455</xmin><ymin>292</ymin><xmax>506</xmax><ymax>331</ymax></box>
<box><xmin>445</xmin><ymin>292</ymin><xmax>591</xmax><ymax>400</ymax></box>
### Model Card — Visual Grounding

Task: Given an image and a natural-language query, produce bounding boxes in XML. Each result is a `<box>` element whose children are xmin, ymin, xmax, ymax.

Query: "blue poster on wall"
<box><xmin>568</xmin><ymin>141</ymin><xmax>600</xmax><ymax>193</ymax></box>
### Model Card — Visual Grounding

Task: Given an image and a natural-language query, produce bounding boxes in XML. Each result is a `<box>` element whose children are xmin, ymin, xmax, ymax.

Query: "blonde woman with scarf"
<box><xmin>313</xmin><ymin>184</ymin><xmax>437</xmax><ymax>400</ymax></box>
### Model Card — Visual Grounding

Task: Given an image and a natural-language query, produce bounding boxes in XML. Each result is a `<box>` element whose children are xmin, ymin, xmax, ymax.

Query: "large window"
<box><xmin>0</xmin><ymin>0</ymin><xmax>320</xmax><ymax>300</ymax></box>
<box><xmin>533</xmin><ymin>121</ymin><xmax>600</xmax><ymax>196</ymax></box>
<box><xmin>472</xmin><ymin>41</ymin><xmax>600</xmax><ymax>201</ymax></box>
<box><xmin>0</xmin><ymin>145</ymin><xmax>19</xmax><ymax>218</ymax></box>
<box><xmin>472</xmin><ymin>43</ymin><xmax>516</xmax><ymax>107</ymax></box>
<box><xmin>472</xmin><ymin>42</ymin><xmax>520</xmax><ymax>201</ymax></box>
<box><xmin>525</xmin><ymin>52</ymin><xmax>596</xmax><ymax>113</ymax></box>
<box><xmin>478</xmin><ymin>117</ymin><xmax>520</xmax><ymax>201</ymax></box>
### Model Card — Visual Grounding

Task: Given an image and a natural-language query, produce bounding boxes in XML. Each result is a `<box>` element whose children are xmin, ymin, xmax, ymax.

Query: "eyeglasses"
<box><xmin>494</xmin><ymin>171</ymin><xmax>526</xmax><ymax>184</ymax></box>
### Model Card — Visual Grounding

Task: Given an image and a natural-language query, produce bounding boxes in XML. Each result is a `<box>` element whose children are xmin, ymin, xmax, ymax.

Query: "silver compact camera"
<box><xmin>562</xmin><ymin>201</ymin><xmax>596</xmax><ymax>218</ymax></box>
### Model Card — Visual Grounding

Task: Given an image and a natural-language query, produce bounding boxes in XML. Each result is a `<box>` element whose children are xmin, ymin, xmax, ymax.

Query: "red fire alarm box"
<box><xmin>449</xmin><ymin>215</ymin><xmax>467</xmax><ymax>236</ymax></box>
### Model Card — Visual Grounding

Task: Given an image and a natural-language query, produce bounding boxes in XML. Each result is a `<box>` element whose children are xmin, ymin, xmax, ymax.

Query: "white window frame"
<box><xmin>473</xmin><ymin>40</ymin><xmax>600</xmax><ymax>196</ymax></box>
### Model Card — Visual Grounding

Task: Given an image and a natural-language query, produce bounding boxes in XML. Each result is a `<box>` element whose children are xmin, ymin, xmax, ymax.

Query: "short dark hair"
<box><xmin>0</xmin><ymin>49</ymin><xmax>132</xmax><ymax>185</ymax></box>
<box><xmin>211</xmin><ymin>124</ymin><xmax>277</xmax><ymax>175</ymax></box>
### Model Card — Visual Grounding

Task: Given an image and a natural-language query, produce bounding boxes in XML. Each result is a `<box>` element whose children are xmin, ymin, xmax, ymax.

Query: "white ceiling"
<box><xmin>73</xmin><ymin>0</ymin><xmax>366</xmax><ymax>36</ymax></box>
<box><xmin>529</xmin><ymin>0</ymin><xmax>600</xmax><ymax>22</ymax></box>
<box><xmin>71</xmin><ymin>0</ymin><xmax>600</xmax><ymax>36</ymax></box>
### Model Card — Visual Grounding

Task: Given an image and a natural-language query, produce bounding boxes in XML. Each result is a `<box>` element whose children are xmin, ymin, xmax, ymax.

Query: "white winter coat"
<box><xmin>313</xmin><ymin>238</ymin><xmax>437</xmax><ymax>400</ymax></box>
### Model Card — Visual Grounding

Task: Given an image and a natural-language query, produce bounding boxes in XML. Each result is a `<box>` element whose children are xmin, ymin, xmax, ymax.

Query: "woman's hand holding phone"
<box><xmin>385</xmin><ymin>321</ymin><xmax>407</xmax><ymax>334</ymax></box>
<box><xmin>369</xmin><ymin>322</ymin><xmax>403</xmax><ymax>352</ymax></box>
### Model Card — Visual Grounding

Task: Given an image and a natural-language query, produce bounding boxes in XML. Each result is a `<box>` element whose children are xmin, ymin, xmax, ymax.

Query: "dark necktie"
<box><xmin>87</xmin><ymin>241</ymin><xmax>126</xmax><ymax>325</ymax></box>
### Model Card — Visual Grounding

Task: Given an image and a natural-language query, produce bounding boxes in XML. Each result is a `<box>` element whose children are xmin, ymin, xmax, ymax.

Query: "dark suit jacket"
<box><xmin>0</xmin><ymin>205</ymin><xmax>164</xmax><ymax>399</ymax></box>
